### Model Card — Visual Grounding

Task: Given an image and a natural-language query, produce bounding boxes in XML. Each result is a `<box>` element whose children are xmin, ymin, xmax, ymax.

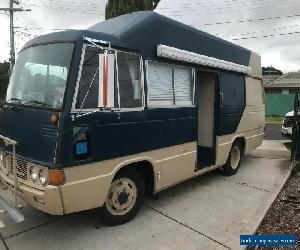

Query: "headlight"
<box><xmin>30</xmin><ymin>167</ymin><xmax>39</xmax><ymax>182</ymax></box>
<box><xmin>39</xmin><ymin>169</ymin><xmax>48</xmax><ymax>186</ymax></box>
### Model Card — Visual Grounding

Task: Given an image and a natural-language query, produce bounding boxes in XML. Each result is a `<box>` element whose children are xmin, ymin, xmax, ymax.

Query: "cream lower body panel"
<box><xmin>0</xmin><ymin>142</ymin><xmax>200</xmax><ymax>215</ymax></box>
<box><xmin>216</xmin><ymin>105</ymin><xmax>264</xmax><ymax>166</ymax></box>
<box><xmin>216</xmin><ymin>128</ymin><xmax>264</xmax><ymax>166</ymax></box>
<box><xmin>0</xmin><ymin>129</ymin><xmax>263</xmax><ymax>215</ymax></box>
<box><xmin>154</xmin><ymin>149</ymin><xmax>197</xmax><ymax>192</ymax></box>
<box><xmin>61</xmin><ymin>141</ymin><xmax>198</xmax><ymax>214</ymax></box>
<box><xmin>0</xmin><ymin>170</ymin><xmax>64</xmax><ymax>215</ymax></box>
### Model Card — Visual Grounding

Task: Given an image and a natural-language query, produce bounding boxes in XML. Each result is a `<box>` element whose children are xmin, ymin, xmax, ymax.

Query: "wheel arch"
<box><xmin>113</xmin><ymin>158</ymin><xmax>156</xmax><ymax>196</ymax></box>
<box><xmin>233</xmin><ymin>136</ymin><xmax>246</xmax><ymax>155</ymax></box>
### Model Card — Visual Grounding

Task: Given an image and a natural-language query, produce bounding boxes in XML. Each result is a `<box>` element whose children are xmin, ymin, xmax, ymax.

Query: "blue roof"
<box><xmin>23</xmin><ymin>11</ymin><xmax>251</xmax><ymax>66</ymax></box>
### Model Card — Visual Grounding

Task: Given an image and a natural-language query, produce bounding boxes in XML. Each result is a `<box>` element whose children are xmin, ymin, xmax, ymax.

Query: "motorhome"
<box><xmin>0</xmin><ymin>11</ymin><xmax>264</xmax><ymax>226</ymax></box>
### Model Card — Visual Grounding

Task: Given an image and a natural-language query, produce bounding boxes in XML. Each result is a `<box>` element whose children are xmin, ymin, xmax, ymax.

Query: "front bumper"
<box><xmin>0</xmin><ymin>170</ymin><xmax>64</xmax><ymax>215</ymax></box>
<box><xmin>282</xmin><ymin>126</ymin><xmax>292</xmax><ymax>136</ymax></box>
<box><xmin>0</xmin><ymin>134</ymin><xmax>64</xmax><ymax>216</ymax></box>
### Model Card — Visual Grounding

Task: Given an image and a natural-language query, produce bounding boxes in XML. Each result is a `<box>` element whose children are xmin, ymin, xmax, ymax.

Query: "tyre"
<box><xmin>99</xmin><ymin>169</ymin><xmax>145</xmax><ymax>226</ymax></box>
<box><xmin>221</xmin><ymin>140</ymin><xmax>243</xmax><ymax>176</ymax></box>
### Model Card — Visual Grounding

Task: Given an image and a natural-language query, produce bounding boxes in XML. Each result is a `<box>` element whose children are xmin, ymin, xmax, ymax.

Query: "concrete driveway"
<box><xmin>0</xmin><ymin>141</ymin><xmax>291</xmax><ymax>250</ymax></box>
<box><xmin>265</xmin><ymin>123</ymin><xmax>286</xmax><ymax>140</ymax></box>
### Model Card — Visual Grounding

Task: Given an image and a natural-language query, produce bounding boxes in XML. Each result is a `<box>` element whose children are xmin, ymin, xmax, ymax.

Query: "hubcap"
<box><xmin>106</xmin><ymin>177</ymin><xmax>137</xmax><ymax>216</ymax></box>
<box><xmin>230</xmin><ymin>146</ymin><xmax>240</xmax><ymax>169</ymax></box>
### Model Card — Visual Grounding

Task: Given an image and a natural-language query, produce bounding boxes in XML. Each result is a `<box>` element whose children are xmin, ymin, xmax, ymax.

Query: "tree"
<box><xmin>0</xmin><ymin>61</ymin><xmax>10</xmax><ymax>103</ymax></box>
<box><xmin>105</xmin><ymin>0</ymin><xmax>161</xmax><ymax>20</ymax></box>
<box><xmin>262</xmin><ymin>66</ymin><xmax>283</xmax><ymax>76</ymax></box>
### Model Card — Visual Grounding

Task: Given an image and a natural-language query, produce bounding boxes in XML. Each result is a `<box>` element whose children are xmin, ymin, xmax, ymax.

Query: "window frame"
<box><xmin>173</xmin><ymin>64</ymin><xmax>195</xmax><ymax>107</ymax></box>
<box><xmin>220</xmin><ymin>71</ymin><xmax>246</xmax><ymax>107</ymax></box>
<box><xmin>115</xmin><ymin>50</ymin><xmax>145</xmax><ymax>112</ymax></box>
<box><xmin>146</xmin><ymin>60</ymin><xmax>195</xmax><ymax>108</ymax></box>
<box><xmin>146</xmin><ymin>60</ymin><xmax>174</xmax><ymax>107</ymax></box>
<box><xmin>71</xmin><ymin>44</ymin><xmax>145</xmax><ymax>113</ymax></box>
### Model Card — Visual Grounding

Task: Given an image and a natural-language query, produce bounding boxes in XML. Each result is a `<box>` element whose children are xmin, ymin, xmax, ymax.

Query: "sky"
<box><xmin>0</xmin><ymin>0</ymin><xmax>300</xmax><ymax>72</ymax></box>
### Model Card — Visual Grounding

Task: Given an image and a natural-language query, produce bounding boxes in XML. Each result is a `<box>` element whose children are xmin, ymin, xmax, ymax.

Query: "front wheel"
<box><xmin>99</xmin><ymin>169</ymin><xmax>145</xmax><ymax>226</ymax></box>
<box><xmin>221</xmin><ymin>141</ymin><xmax>242</xmax><ymax>176</ymax></box>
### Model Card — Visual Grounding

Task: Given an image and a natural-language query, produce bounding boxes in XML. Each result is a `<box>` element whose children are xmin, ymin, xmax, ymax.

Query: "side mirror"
<box><xmin>98</xmin><ymin>53</ymin><xmax>115</xmax><ymax>108</ymax></box>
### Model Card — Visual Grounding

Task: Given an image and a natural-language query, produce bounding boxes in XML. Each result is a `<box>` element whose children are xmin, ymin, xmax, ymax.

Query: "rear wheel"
<box><xmin>221</xmin><ymin>140</ymin><xmax>242</xmax><ymax>176</ymax></box>
<box><xmin>99</xmin><ymin>169</ymin><xmax>145</xmax><ymax>226</ymax></box>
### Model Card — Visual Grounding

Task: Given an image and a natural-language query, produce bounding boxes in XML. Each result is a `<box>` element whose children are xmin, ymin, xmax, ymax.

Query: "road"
<box><xmin>265</xmin><ymin>123</ymin><xmax>286</xmax><ymax>140</ymax></box>
<box><xmin>0</xmin><ymin>141</ymin><xmax>291</xmax><ymax>250</ymax></box>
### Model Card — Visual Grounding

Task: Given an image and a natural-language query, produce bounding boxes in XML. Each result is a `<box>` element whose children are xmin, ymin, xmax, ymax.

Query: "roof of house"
<box><xmin>23</xmin><ymin>11</ymin><xmax>251</xmax><ymax>65</ymax></box>
<box><xmin>265</xmin><ymin>72</ymin><xmax>300</xmax><ymax>88</ymax></box>
<box><xmin>263</xmin><ymin>74</ymin><xmax>281</xmax><ymax>86</ymax></box>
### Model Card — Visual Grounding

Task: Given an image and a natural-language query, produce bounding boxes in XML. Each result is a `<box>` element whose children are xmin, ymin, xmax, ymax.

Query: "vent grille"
<box><xmin>2</xmin><ymin>155</ymin><xmax>28</xmax><ymax>180</ymax></box>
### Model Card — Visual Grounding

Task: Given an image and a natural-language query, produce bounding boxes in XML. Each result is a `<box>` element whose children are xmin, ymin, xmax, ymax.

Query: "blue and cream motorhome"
<box><xmin>0</xmin><ymin>11</ymin><xmax>264</xmax><ymax>225</ymax></box>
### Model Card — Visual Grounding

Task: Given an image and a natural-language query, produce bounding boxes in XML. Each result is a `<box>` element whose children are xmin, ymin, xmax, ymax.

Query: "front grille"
<box><xmin>1</xmin><ymin>154</ymin><xmax>28</xmax><ymax>180</ymax></box>
<box><xmin>283</xmin><ymin>116</ymin><xmax>294</xmax><ymax>128</ymax></box>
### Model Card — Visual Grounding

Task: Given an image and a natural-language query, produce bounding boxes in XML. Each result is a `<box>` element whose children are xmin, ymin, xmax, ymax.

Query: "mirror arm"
<box><xmin>83</xmin><ymin>36</ymin><xmax>111</xmax><ymax>50</ymax></box>
<box><xmin>88</xmin><ymin>40</ymin><xmax>105</xmax><ymax>51</ymax></box>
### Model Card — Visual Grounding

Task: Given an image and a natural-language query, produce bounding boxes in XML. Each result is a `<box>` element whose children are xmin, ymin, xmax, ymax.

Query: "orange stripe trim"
<box><xmin>105</xmin><ymin>56</ymin><xmax>108</xmax><ymax>106</ymax></box>
<box><xmin>102</xmin><ymin>56</ymin><xmax>108</xmax><ymax>107</ymax></box>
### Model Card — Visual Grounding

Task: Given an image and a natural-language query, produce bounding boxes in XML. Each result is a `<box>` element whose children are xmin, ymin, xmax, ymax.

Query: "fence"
<box><xmin>265</xmin><ymin>94</ymin><xmax>295</xmax><ymax>117</ymax></box>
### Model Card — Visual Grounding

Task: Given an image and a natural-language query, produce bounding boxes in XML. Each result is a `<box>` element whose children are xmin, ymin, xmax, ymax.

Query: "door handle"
<box><xmin>220</xmin><ymin>91</ymin><xmax>224</xmax><ymax>107</ymax></box>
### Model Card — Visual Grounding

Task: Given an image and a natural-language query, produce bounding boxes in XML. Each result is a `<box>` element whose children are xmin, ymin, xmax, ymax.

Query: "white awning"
<box><xmin>157</xmin><ymin>44</ymin><xmax>252</xmax><ymax>75</ymax></box>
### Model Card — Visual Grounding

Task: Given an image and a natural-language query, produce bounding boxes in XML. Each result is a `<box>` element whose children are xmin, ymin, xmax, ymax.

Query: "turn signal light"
<box><xmin>50</xmin><ymin>115</ymin><xmax>59</xmax><ymax>124</ymax></box>
<box><xmin>48</xmin><ymin>170</ymin><xmax>65</xmax><ymax>186</ymax></box>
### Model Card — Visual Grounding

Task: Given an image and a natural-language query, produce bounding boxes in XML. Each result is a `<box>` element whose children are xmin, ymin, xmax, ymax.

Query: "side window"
<box><xmin>75</xmin><ymin>46</ymin><xmax>100</xmax><ymax>109</ymax></box>
<box><xmin>220</xmin><ymin>72</ymin><xmax>245</xmax><ymax>106</ymax></box>
<box><xmin>75</xmin><ymin>48</ymin><xmax>142</xmax><ymax>110</ymax></box>
<box><xmin>147</xmin><ymin>61</ymin><xmax>173</xmax><ymax>106</ymax></box>
<box><xmin>174</xmin><ymin>65</ymin><xmax>194</xmax><ymax>106</ymax></box>
<box><xmin>117</xmin><ymin>51</ymin><xmax>142</xmax><ymax>108</ymax></box>
<box><xmin>147</xmin><ymin>61</ymin><xmax>194</xmax><ymax>107</ymax></box>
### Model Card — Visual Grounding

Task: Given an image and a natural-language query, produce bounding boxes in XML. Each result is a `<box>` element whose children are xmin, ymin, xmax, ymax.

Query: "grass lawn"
<box><xmin>265</xmin><ymin>116</ymin><xmax>284</xmax><ymax>124</ymax></box>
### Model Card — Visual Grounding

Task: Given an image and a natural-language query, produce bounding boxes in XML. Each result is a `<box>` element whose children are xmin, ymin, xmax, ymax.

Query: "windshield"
<box><xmin>6</xmin><ymin>43</ymin><xmax>74</xmax><ymax>109</ymax></box>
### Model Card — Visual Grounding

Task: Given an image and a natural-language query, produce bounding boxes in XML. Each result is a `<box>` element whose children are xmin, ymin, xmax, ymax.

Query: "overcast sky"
<box><xmin>0</xmin><ymin>0</ymin><xmax>299</xmax><ymax>72</ymax></box>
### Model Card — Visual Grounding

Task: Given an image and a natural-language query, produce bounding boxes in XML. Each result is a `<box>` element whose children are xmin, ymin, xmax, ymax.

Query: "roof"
<box><xmin>263</xmin><ymin>74</ymin><xmax>281</xmax><ymax>86</ymax></box>
<box><xmin>265</xmin><ymin>72</ymin><xmax>300</xmax><ymax>88</ymax></box>
<box><xmin>23</xmin><ymin>11</ymin><xmax>251</xmax><ymax>66</ymax></box>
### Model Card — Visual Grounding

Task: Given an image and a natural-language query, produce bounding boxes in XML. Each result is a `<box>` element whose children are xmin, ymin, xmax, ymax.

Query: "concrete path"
<box><xmin>0</xmin><ymin>141</ymin><xmax>291</xmax><ymax>250</ymax></box>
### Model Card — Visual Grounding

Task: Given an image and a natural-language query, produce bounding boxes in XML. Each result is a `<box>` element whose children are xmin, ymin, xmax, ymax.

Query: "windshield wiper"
<box><xmin>7</xmin><ymin>98</ymin><xmax>23</xmax><ymax>103</ymax></box>
<box><xmin>1</xmin><ymin>98</ymin><xmax>23</xmax><ymax>109</ymax></box>
<box><xmin>2</xmin><ymin>99</ymin><xmax>52</xmax><ymax>110</ymax></box>
<box><xmin>23</xmin><ymin>100</ymin><xmax>52</xmax><ymax>107</ymax></box>
<box><xmin>4</xmin><ymin>99</ymin><xmax>52</xmax><ymax>111</ymax></box>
